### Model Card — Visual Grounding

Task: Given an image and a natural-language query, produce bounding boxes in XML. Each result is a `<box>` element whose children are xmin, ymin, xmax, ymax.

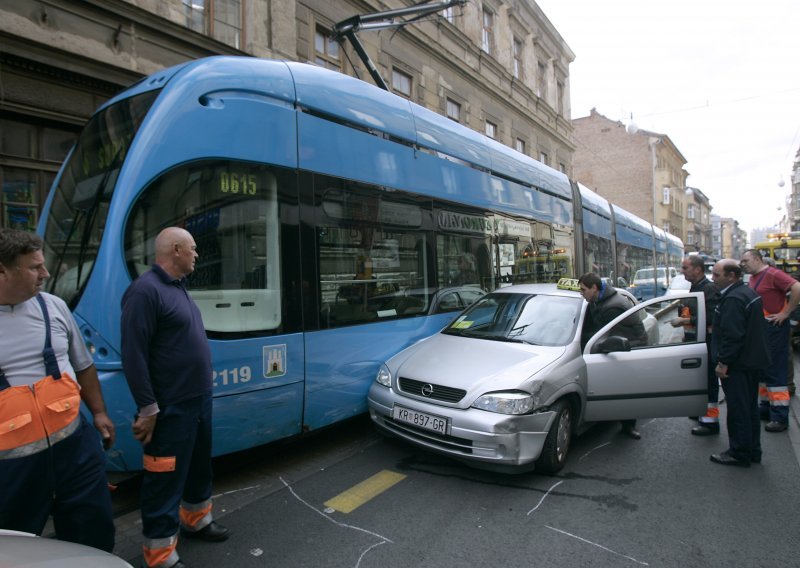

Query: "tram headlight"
<box><xmin>375</xmin><ymin>364</ymin><xmax>392</xmax><ymax>387</ymax></box>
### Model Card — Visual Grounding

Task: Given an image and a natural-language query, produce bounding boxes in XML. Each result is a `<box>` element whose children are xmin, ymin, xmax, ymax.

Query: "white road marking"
<box><xmin>545</xmin><ymin>525</ymin><xmax>649</xmax><ymax>566</ymax></box>
<box><xmin>579</xmin><ymin>441</ymin><xmax>611</xmax><ymax>461</ymax></box>
<box><xmin>280</xmin><ymin>476</ymin><xmax>393</xmax><ymax>568</ymax></box>
<box><xmin>527</xmin><ymin>480</ymin><xmax>564</xmax><ymax>515</ymax></box>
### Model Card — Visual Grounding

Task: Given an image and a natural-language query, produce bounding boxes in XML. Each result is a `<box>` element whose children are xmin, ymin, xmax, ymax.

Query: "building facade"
<box><xmin>570</xmin><ymin>108</ymin><xmax>720</xmax><ymax>254</ymax></box>
<box><xmin>1</xmin><ymin>0</ymin><xmax>575</xmax><ymax>229</ymax></box>
<box><xmin>712</xmin><ymin>215</ymin><xmax>747</xmax><ymax>259</ymax></box>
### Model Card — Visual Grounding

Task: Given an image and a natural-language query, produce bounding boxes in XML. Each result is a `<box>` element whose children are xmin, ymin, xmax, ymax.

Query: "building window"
<box><xmin>559</xmin><ymin>163</ymin><xmax>567</xmax><ymax>174</ymax></box>
<box><xmin>443</xmin><ymin>6</ymin><xmax>455</xmax><ymax>24</ymax></box>
<box><xmin>536</xmin><ymin>61</ymin><xmax>546</xmax><ymax>97</ymax></box>
<box><xmin>392</xmin><ymin>68</ymin><xmax>412</xmax><ymax>97</ymax></box>
<box><xmin>662</xmin><ymin>187</ymin><xmax>671</xmax><ymax>205</ymax></box>
<box><xmin>513</xmin><ymin>38</ymin><xmax>523</xmax><ymax>79</ymax></box>
<box><xmin>539</xmin><ymin>151</ymin><xmax>548</xmax><ymax>166</ymax></box>
<box><xmin>485</xmin><ymin>121</ymin><xmax>497</xmax><ymax>139</ymax></box>
<box><xmin>481</xmin><ymin>9</ymin><xmax>494</xmax><ymax>54</ymax></box>
<box><xmin>183</xmin><ymin>0</ymin><xmax>244</xmax><ymax>49</ymax></box>
<box><xmin>557</xmin><ymin>81</ymin><xmax>564</xmax><ymax>114</ymax></box>
<box><xmin>314</xmin><ymin>27</ymin><xmax>341</xmax><ymax>70</ymax></box>
<box><xmin>1</xmin><ymin>118</ymin><xmax>77</xmax><ymax>231</ymax></box>
<box><xmin>687</xmin><ymin>203</ymin><xmax>696</xmax><ymax>220</ymax></box>
<box><xmin>515</xmin><ymin>138</ymin><xmax>526</xmax><ymax>154</ymax></box>
<box><xmin>687</xmin><ymin>231</ymin><xmax>695</xmax><ymax>245</ymax></box>
<box><xmin>663</xmin><ymin>222</ymin><xmax>671</xmax><ymax>233</ymax></box>
<box><xmin>446</xmin><ymin>98</ymin><xmax>461</xmax><ymax>122</ymax></box>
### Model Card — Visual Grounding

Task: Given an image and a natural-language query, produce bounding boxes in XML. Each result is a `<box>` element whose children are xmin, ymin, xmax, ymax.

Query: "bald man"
<box><xmin>122</xmin><ymin>227</ymin><xmax>229</xmax><ymax>568</ymax></box>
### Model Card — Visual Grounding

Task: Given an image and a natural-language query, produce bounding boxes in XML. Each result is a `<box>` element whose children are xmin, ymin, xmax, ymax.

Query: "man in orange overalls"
<box><xmin>0</xmin><ymin>229</ymin><xmax>115</xmax><ymax>551</ymax></box>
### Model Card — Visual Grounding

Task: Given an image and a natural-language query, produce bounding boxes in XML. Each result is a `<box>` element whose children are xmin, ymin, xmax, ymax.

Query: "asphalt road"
<box><xmin>109</xmin><ymin>394</ymin><xmax>800</xmax><ymax>568</ymax></box>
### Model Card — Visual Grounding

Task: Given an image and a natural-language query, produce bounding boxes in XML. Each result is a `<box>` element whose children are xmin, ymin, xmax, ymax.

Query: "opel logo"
<box><xmin>421</xmin><ymin>384</ymin><xmax>434</xmax><ymax>397</ymax></box>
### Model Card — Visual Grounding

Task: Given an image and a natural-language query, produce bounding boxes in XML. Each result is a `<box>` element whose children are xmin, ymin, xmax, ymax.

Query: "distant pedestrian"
<box><xmin>122</xmin><ymin>227</ymin><xmax>229</xmax><ymax>568</ymax></box>
<box><xmin>0</xmin><ymin>229</ymin><xmax>115</xmax><ymax>551</ymax></box>
<box><xmin>740</xmin><ymin>249</ymin><xmax>800</xmax><ymax>432</ymax></box>
<box><xmin>671</xmin><ymin>255</ymin><xmax>721</xmax><ymax>435</ymax></box>
<box><xmin>709</xmin><ymin>259</ymin><xmax>770</xmax><ymax>467</ymax></box>
<box><xmin>578</xmin><ymin>272</ymin><xmax>644</xmax><ymax>439</ymax></box>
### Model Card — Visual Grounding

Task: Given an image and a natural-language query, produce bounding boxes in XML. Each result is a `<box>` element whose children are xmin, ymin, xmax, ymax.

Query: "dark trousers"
<box><xmin>141</xmin><ymin>394</ymin><xmax>213</xmax><ymax>539</ymax></box>
<box><xmin>761</xmin><ymin>321</ymin><xmax>790</xmax><ymax>422</ymax></box>
<box><xmin>721</xmin><ymin>368</ymin><xmax>761</xmax><ymax>462</ymax></box>
<box><xmin>0</xmin><ymin>415</ymin><xmax>115</xmax><ymax>552</ymax></box>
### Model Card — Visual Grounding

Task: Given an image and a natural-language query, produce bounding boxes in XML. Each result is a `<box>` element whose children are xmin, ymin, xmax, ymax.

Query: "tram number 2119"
<box><xmin>213</xmin><ymin>366</ymin><xmax>252</xmax><ymax>387</ymax></box>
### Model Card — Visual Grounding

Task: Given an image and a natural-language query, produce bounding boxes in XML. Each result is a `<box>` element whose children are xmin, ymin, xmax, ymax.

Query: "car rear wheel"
<box><xmin>536</xmin><ymin>399</ymin><xmax>572</xmax><ymax>474</ymax></box>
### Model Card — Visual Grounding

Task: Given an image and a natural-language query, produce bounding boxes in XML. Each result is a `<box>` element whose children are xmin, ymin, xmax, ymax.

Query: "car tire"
<box><xmin>536</xmin><ymin>399</ymin><xmax>572</xmax><ymax>475</ymax></box>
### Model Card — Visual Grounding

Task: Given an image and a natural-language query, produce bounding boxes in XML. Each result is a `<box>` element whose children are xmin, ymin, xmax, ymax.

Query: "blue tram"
<box><xmin>38</xmin><ymin>57</ymin><xmax>683</xmax><ymax>471</ymax></box>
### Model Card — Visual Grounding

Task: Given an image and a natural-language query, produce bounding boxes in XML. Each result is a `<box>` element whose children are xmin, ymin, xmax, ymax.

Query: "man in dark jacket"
<box><xmin>671</xmin><ymin>255</ymin><xmax>722</xmax><ymax>435</ymax></box>
<box><xmin>709</xmin><ymin>259</ymin><xmax>770</xmax><ymax>466</ymax></box>
<box><xmin>578</xmin><ymin>272</ymin><xmax>646</xmax><ymax>439</ymax></box>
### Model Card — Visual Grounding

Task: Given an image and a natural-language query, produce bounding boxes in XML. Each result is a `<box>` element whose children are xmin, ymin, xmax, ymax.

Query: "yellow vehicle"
<box><xmin>756</xmin><ymin>232</ymin><xmax>800</xmax><ymax>278</ymax></box>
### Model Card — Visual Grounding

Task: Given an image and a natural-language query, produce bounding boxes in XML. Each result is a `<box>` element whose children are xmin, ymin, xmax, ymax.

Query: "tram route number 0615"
<box><xmin>392</xmin><ymin>405</ymin><xmax>448</xmax><ymax>435</ymax></box>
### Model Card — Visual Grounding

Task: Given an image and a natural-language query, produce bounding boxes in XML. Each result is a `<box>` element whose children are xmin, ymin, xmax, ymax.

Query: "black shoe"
<box><xmin>621</xmin><ymin>426</ymin><xmax>641</xmax><ymax>440</ymax></box>
<box><xmin>765</xmin><ymin>421</ymin><xmax>788</xmax><ymax>433</ymax></box>
<box><xmin>691</xmin><ymin>423</ymin><xmax>720</xmax><ymax>436</ymax></box>
<box><xmin>710</xmin><ymin>451</ymin><xmax>750</xmax><ymax>467</ymax></box>
<box><xmin>689</xmin><ymin>416</ymin><xmax>700</xmax><ymax>421</ymax></box>
<box><xmin>181</xmin><ymin>521</ymin><xmax>230</xmax><ymax>542</ymax></box>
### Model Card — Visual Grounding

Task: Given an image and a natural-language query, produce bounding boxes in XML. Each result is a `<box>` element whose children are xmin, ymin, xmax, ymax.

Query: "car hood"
<box><xmin>389</xmin><ymin>333</ymin><xmax>566</xmax><ymax>397</ymax></box>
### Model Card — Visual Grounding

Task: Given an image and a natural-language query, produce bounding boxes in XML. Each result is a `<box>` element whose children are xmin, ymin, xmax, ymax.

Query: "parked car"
<box><xmin>368</xmin><ymin>280</ymin><xmax>707</xmax><ymax>474</ymax></box>
<box><xmin>0</xmin><ymin>530</ymin><xmax>132</xmax><ymax>567</ymax></box>
<box><xmin>664</xmin><ymin>273</ymin><xmax>691</xmax><ymax>296</ymax></box>
<box><xmin>626</xmin><ymin>266</ymin><xmax>679</xmax><ymax>300</ymax></box>
<box><xmin>366</xmin><ymin>285</ymin><xmax>486</xmax><ymax>317</ymax></box>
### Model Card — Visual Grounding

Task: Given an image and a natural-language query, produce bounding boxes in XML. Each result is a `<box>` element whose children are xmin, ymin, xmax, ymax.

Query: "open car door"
<box><xmin>583</xmin><ymin>292</ymin><xmax>708</xmax><ymax>422</ymax></box>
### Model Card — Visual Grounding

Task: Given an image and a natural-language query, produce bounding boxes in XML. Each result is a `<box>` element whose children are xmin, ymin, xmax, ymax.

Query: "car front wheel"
<box><xmin>535</xmin><ymin>399</ymin><xmax>572</xmax><ymax>474</ymax></box>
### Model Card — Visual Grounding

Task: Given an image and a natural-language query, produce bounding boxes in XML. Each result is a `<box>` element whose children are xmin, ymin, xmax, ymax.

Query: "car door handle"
<box><xmin>681</xmin><ymin>358</ymin><xmax>701</xmax><ymax>369</ymax></box>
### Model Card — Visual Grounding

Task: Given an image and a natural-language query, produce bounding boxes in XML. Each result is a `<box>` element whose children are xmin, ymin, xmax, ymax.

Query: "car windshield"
<box><xmin>442</xmin><ymin>292</ymin><xmax>582</xmax><ymax>346</ymax></box>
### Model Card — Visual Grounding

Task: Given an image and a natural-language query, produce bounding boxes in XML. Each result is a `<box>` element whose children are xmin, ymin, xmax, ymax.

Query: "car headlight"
<box><xmin>375</xmin><ymin>364</ymin><xmax>392</xmax><ymax>387</ymax></box>
<box><xmin>471</xmin><ymin>391</ymin><xmax>535</xmax><ymax>415</ymax></box>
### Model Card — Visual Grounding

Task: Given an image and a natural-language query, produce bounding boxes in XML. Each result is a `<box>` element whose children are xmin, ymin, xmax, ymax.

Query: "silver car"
<box><xmin>0</xmin><ymin>530</ymin><xmax>132</xmax><ymax>567</ymax></box>
<box><xmin>368</xmin><ymin>281</ymin><xmax>708</xmax><ymax>473</ymax></box>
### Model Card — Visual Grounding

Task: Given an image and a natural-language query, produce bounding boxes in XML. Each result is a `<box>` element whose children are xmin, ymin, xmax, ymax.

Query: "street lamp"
<box><xmin>625</xmin><ymin>113</ymin><xmax>638</xmax><ymax>134</ymax></box>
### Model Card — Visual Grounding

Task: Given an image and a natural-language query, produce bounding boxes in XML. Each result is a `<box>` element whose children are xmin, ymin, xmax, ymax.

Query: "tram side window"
<box><xmin>318</xmin><ymin>186</ymin><xmax>432</xmax><ymax>328</ymax></box>
<box><xmin>584</xmin><ymin>233</ymin><xmax>614</xmax><ymax>282</ymax></box>
<box><xmin>503</xmin><ymin>220</ymin><xmax>572</xmax><ymax>285</ymax></box>
<box><xmin>124</xmin><ymin>160</ymin><xmax>283</xmax><ymax>334</ymax></box>
<box><xmin>437</xmin><ymin>234</ymin><xmax>492</xmax><ymax>291</ymax></box>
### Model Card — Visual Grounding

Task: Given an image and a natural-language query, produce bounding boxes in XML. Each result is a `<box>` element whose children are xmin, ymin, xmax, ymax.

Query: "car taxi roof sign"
<box><xmin>557</xmin><ymin>278</ymin><xmax>581</xmax><ymax>291</ymax></box>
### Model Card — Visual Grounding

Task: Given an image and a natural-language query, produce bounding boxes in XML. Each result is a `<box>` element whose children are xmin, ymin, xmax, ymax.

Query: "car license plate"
<box><xmin>392</xmin><ymin>405</ymin><xmax>448</xmax><ymax>435</ymax></box>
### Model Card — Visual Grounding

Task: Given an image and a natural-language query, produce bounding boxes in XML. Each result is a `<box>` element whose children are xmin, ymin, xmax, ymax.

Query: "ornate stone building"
<box><xmin>571</xmin><ymin>108</ymin><xmax>716</xmax><ymax>253</ymax></box>
<box><xmin>0</xmin><ymin>0</ymin><xmax>575</xmax><ymax>229</ymax></box>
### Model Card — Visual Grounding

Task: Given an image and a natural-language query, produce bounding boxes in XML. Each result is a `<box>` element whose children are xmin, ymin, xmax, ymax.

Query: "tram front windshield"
<box><xmin>42</xmin><ymin>90</ymin><xmax>159</xmax><ymax>308</ymax></box>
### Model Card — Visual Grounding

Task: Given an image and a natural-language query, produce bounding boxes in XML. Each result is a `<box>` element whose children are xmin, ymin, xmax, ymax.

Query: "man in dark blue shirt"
<box><xmin>122</xmin><ymin>226</ymin><xmax>229</xmax><ymax>568</ymax></box>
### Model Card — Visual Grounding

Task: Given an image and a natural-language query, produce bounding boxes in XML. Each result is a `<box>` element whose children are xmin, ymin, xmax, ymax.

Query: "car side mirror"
<box><xmin>593</xmin><ymin>335</ymin><xmax>631</xmax><ymax>354</ymax></box>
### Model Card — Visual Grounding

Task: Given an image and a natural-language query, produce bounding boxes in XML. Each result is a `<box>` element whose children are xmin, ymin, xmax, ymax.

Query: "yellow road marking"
<box><xmin>324</xmin><ymin>470</ymin><xmax>407</xmax><ymax>514</ymax></box>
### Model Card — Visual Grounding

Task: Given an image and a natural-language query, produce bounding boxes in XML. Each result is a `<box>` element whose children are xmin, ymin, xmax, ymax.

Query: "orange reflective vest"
<box><xmin>0</xmin><ymin>295</ymin><xmax>82</xmax><ymax>460</ymax></box>
<box><xmin>680</xmin><ymin>305</ymin><xmax>696</xmax><ymax>332</ymax></box>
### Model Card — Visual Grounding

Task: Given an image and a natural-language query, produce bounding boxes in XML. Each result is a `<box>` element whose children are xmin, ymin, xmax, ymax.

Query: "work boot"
<box><xmin>691</xmin><ymin>423</ymin><xmax>720</xmax><ymax>436</ymax></box>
